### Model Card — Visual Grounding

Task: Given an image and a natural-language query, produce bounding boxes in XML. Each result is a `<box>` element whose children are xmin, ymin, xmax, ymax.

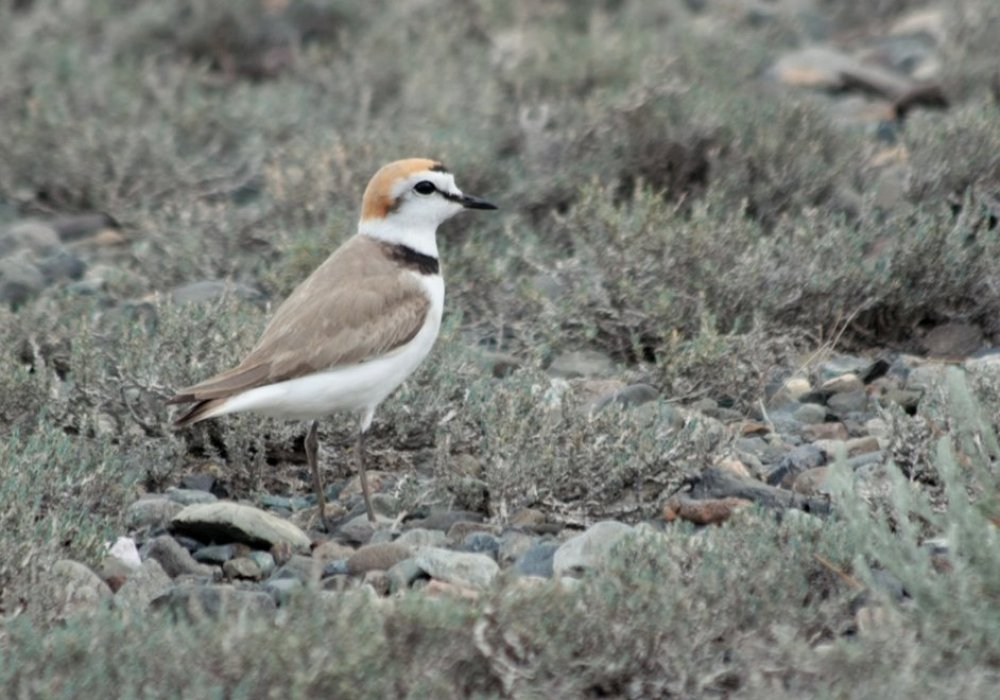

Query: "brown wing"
<box><xmin>169</xmin><ymin>235</ymin><xmax>430</xmax><ymax>406</ymax></box>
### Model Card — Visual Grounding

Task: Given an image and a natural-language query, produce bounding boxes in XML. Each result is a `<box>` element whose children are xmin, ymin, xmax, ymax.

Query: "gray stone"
<box><xmin>593</xmin><ymin>383</ymin><xmax>660</xmax><ymax>412</ymax></box>
<box><xmin>414</xmin><ymin>546</ymin><xmax>499</xmax><ymax>589</ymax></box>
<box><xmin>181</xmin><ymin>473</ymin><xmax>216</xmax><ymax>493</ymax></box>
<box><xmin>553</xmin><ymin>521</ymin><xmax>634</xmax><ymax>577</ymax></box>
<box><xmin>498</xmin><ymin>531</ymin><xmax>534</xmax><ymax>566</ymax></box>
<box><xmin>395</xmin><ymin>527</ymin><xmax>447</xmax><ymax>548</ymax></box>
<box><xmin>126</xmin><ymin>497</ymin><xmax>184</xmax><ymax>531</ymax></box>
<box><xmin>337</xmin><ymin>514</ymin><xmax>382</xmax><ymax>544</ymax></box>
<box><xmin>0</xmin><ymin>258</ymin><xmax>44</xmax><ymax>306</ymax></box>
<box><xmin>346</xmin><ymin>543</ymin><xmax>411</xmax><ymax>576</ymax></box>
<box><xmin>223</xmin><ymin>557</ymin><xmax>262</xmax><ymax>580</ymax></box>
<box><xmin>822</xmin><ymin>373</ymin><xmax>863</xmax><ymax>394</ymax></box>
<box><xmin>0</xmin><ymin>220</ymin><xmax>60</xmax><ymax>256</ymax></box>
<box><xmin>818</xmin><ymin>356</ymin><xmax>870</xmax><ymax>383</ymax></box>
<box><xmin>362</xmin><ymin>570</ymin><xmax>390</xmax><ymax>596</ymax></box>
<box><xmin>387</xmin><ymin>558</ymin><xmax>427</xmax><ymax>593</ymax></box>
<box><xmin>406</xmin><ymin>510</ymin><xmax>483</xmax><ymax>532</ymax></box>
<box><xmin>793</xmin><ymin>403</ymin><xmax>827</xmax><ymax>425</ymax></box>
<box><xmin>322</xmin><ymin>559</ymin><xmax>349</xmax><ymax>577</ymax></box>
<box><xmin>548</xmin><ymin>349</ymin><xmax>614</xmax><ymax>378</ymax></box>
<box><xmin>150</xmin><ymin>584</ymin><xmax>276</xmax><ymax>620</ymax></box>
<box><xmin>514</xmin><ymin>542</ymin><xmax>558</xmax><ymax>578</ymax></box>
<box><xmin>193</xmin><ymin>544</ymin><xmax>249</xmax><ymax>565</ymax></box>
<box><xmin>171</xmin><ymin>502</ymin><xmax>311</xmax><ymax>550</ymax></box>
<box><xmin>906</xmin><ymin>364</ymin><xmax>948</xmax><ymax>391</ymax></box>
<box><xmin>145</xmin><ymin>535</ymin><xmax>217</xmax><ymax>578</ymax></box>
<box><xmin>115</xmin><ymin>559</ymin><xmax>172</xmax><ymax>610</ymax></box>
<box><xmin>43</xmin><ymin>559</ymin><xmax>112</xmax><ymax>618</ymax></box>
<box><xmin>264</xmin><ymin>577</ymin><xmax>304</xmax><ymax>605</ymax></box>
<box><xmin>166</xmin><ymin>488</ymin><xmax>218</xmax><ymax>506</ymax></box>
<box><xmin>37</xmin><ymin>249</ymin><xmax>86</xmax><ymax>283</ymax></box>
<box><xmin>921</xmin><ymin>322</ymin><xmax>983</xmax><ymax>358</ymax></box>
<box><xmin>460</xmin><ymin>532</ymin><xmax>500</xmax><ymax>560</ymax></box>
<box><xmin>767</xmin><ymin>444</ymin><xmax>825</xmax><ymax>486</ymax></box>
<box><xmin>827</xmin><ymin>390</ymin><xmax>868</xmax><ymax>415</ymax></box>
<box><xmin>273</xmin><ymin>554</ymin><xmax>322</xmax><ymax>583</ymax></box>
<box><xmin>247</xmin><ymin>551</ymin><xmax>276</xmax><ymax>578</ymax></box>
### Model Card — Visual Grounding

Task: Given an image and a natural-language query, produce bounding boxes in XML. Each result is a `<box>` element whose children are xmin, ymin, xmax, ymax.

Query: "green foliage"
<box><xmin>1</xmin><ymin>0</ymin><xmax>1000</xmax><ymax>694</ymax></box>
<box><xmin>0</xmin><ymin>424</ymin><xmax>133</xmax><ymax>606</ymax></box>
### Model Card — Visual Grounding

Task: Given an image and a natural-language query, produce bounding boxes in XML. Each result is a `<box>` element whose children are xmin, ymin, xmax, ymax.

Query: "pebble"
<box><xmin>921</xmin><ymin>322</ymin><xmax>982</xmax><ymax>358</ymax></box>
<box><xmin>151</xmin><ymin>584</ymin><xmax>276</xmax><ymax>620</ymax></box>
<box><xmin>0</xmin><ymin>257</ymin><xmax>45</xmax><ymax>306</ymax></box>
<box><xmin>514</xmin><ymin>542</ymin><xmax>558</xmax><ymax>578</ymax></box>
<box><xmin>822</xmin><ymin>373</ymin><xmax>863</xmax><ymax>394</ymax></box>
<box><xmin>662</xmin><ymin>496</ymin><xmax>753</xmax><ymax>525</ymax></box>
<box><xmin>498</xmin><ymin>531</ymin><xmax>535</xmax><ymax>566</ymax></box>
<box><xmin>346</xmin><ymin>543</ymin><xmax>411</xmax><ymax>576</ymax></box>
<box><xmin>827</xmin><ymin>390</ymin><xmax>868</xmax><ymax>414</ymax></box>
<box><xmin>193</xmin><ymin>543</ymin><xmax>249</xmax><ymax>565</ymax></box>
<box><xmin>115</xmin><ymin>559</ymin><xmax>172</xmax><ymax>610</ymax></box>
<box><xmin>37</xmin><ymin>249</ymin><xmax>86</xmax><ymax>283</ymax></box>
<box><xmin>791</xmin><ymin>467</ymin><xmax>830</xmax><ymax>496</ymax></box>
<box><xmin>460</xmin><ymin>532</ymin><xmax>500</xmax><ymax>560</ymax></box>
<box><xmin>395</xmin><ymin>527</ymin><xmax>448</xmax><ymax>548</ymax></box>
<box><xmin>715</xmin><ymin>457</ymin><xmax>751</xmax><ymax>479</ymax></box>
<box><xmin>322</xmin><ymin>559</ymin><xmax>349</xmax><ymax>577</ymax></box>
<box><xmin>126</xmin><ymin>497</ymin><xmax>184</xmax><ymax>530</ymax></box>
<box><xmin>337</xmin><ymin>514</ymin><xmax>384</xmax><ymax>544</ymax></box>
<box><xmin>223</xmin><ymin>557</ymin><xmax>263</xmax><ymax>580</ymax></box>
<box><xmin>171</xmin><ymin>502</ymin><xmax>311</xmax><ymax>550</ymax></box>
<box><xmin>406</xmin><ymin>510</ymin><xmax>484</xmax><ymax>533</ymax></box>
<box><xmin>0</xmin><ymin>220</ymin><xmax>61</xmax><ymax>255</ymax></box>
<box><xmin>311</xmin><ymin>540</ymin><xmax>356</xmax><ymax>562</ymax></box>
<box><xmin>413</xmin><ymin>546</ymin><xmax>499</xmax><ymax>590</ymax></box>
<box><xmin>592</xmin><ymin>383</ymin><xmax>660</xmax><ymax>412</ymax></box>
<box><xmin>793</xmin><ymin>403</ymin><xmax>827</xmax><ymax>424</ymax></box>
<box><xmin>387</xmin><ymin>558</ymin><xmax>428</xmax><ymax>593</ymax></box>
<box><xmin>767</xmin><ymin>444</ymin><xmax>825</xmax><ymax>486</ymax></box>
<box><xmin>362</xmin><ymin>570</ymin><xmax>391</xmax><ymax>596</ymax></box>
<box><xmin>247</xmin><ymin>551</ymin><xmax>276</xmax><ymax>578</ymax></box>
<box><xmin>273</xmin><ymin>554</ymin><xmax>322</xmax><ymax>584</ymax></box>
<box><xmin>43</xmin><ymin>560</ymin><xmax>112</xmax><ymax>618</ymax></box>
<box><xmin>265</xmin><ymin>577</ymin><xmax>305</xmax><ymax>605</ymax></box>
<box><xmin>552</xmin><ymin>521</ymin><xmax>634</xmax><ymax>577</ymax></box>
<box><xmin>508</xmin><ymin>508</ymin><xmax>546</xmax><ymax>529</ymax></box>
<box><xmin>802</xmin><ymin>422</ymin><xmax>849</xmax><ymax>441</ymax></box>
<box><xmin>166</xmin><ymin>488</ymin><xmax>218</xmax><ymax>506</ymax></box>
<box><xmin>446</xmin><ymin>521</ymin><xmax>496</xmax><ymax>542</ymax></box>
<box><xmin>145</xmin><ymin>536</ymin><xmax>218</xmax><ymax>578</ymax></box>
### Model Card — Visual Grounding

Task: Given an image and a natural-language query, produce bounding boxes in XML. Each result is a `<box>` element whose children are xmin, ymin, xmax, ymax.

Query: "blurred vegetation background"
<box><xmin>1</xmin><ymin>0</ymin><xmax>999</xmax><ymax>696</ymax></box>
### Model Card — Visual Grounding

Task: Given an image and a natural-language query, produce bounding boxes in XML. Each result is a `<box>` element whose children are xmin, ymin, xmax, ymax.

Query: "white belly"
<box><xmin>208</xmin><ymin>274</ymin><xmax>444</xmax><ymax>424</ymax></box>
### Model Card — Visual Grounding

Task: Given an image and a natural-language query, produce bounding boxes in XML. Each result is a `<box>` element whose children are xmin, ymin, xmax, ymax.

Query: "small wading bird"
<box><xmin>169</xmin><ymin>158</ymin><xmax>497</xmax><ymax>527</ymax></box>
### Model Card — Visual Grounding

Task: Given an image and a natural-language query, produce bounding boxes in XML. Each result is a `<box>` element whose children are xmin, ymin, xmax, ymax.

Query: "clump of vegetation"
<box><xmin>1</xmin><ymin>0</ymin><xmax>1000</xmax><ymax>694</ymax></box>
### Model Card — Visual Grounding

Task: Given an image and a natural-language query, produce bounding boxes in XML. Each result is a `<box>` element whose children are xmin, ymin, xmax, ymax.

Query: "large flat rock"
<box><xmin>170</xmin><ymin>502</ymin><xmax>311</xmax><ymax>551</ymax></box>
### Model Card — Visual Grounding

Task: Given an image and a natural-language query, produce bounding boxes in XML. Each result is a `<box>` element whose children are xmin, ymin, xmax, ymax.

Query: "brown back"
<box><xmin>170</xmin><ymin>235</ymin><xmax>431</xmax><ymax>403</ymax></box>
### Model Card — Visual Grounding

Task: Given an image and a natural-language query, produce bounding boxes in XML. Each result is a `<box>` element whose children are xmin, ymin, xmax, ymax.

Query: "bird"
<box><xmin>168</xmin><ymin>158</ymin><xmax>497</xmax><ymax>528</ymax></box>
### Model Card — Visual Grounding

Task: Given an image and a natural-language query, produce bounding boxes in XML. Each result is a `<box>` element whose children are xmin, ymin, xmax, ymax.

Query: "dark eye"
<box><xmin>413</xmin><ymin>181</ymin><xmax>436</xmax><ymax>195</ymax></box>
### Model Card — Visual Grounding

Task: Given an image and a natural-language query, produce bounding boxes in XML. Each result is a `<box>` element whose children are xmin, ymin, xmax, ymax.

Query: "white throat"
<box><xmin>358</xmin><ymin>217</ymin><xmax>440</xmax><ymax>258</ymax></box>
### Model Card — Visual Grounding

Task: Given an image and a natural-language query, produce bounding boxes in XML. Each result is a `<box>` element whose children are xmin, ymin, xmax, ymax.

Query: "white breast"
<box><xmin>209</xmin><ymin>271</ymin><xmax>445</xmax><ymax>425</ymax></box>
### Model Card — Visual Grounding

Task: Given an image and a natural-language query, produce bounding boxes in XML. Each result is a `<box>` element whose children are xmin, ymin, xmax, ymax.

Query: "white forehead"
<box><xmin>390</xmin><ymin>169</ymin><xmax>459</xmax><ymax>198</ymax></box>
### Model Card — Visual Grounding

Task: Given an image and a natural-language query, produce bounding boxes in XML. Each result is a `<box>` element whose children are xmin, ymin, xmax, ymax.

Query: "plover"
<box><xmin>169</xmin><ymin>158</ymin><xmax>497</xmax><ymax>526</ymax></box>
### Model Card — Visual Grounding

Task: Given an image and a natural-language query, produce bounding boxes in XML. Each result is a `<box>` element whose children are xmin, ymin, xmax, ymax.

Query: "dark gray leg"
<box><xmin>304</xmin><ymin>420</ymin><xmax>330</xmax><ymax>532</ymax></box>
<box><xmin>357</xmin><ymin>428</ymin><xmax>376</xmax><ymax>523</ymax></box>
